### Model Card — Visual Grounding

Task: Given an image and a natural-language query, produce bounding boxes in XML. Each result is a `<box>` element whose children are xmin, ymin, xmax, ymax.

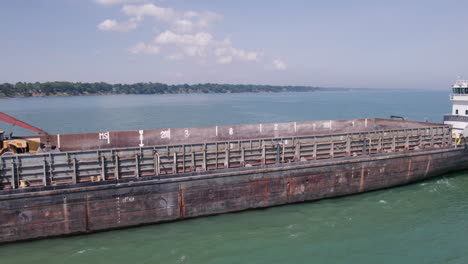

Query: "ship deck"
<box><xmin>0</xmin><ymin>118</ymin><xmax>452</xmax><ymax>191</ymax></box>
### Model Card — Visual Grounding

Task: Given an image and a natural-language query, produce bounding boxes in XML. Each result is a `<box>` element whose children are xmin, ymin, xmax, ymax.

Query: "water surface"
<box><xmin>0</xmin><ymin>90</ymin><xmax>466</xmax><ymax>264</ymax></box>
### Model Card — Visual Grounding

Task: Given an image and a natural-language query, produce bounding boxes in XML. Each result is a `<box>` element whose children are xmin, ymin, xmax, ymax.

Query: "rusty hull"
<box><xmin>1</xmin><ymin>146</ymin><xmax>467</xmax><ymax>244</ymax></box>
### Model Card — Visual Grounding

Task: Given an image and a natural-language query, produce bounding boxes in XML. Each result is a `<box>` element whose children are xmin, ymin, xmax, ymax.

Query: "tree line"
<box><xmin>0</xmin><ymin>82</ymin><xmax>325</xmax><ymax>97</ymax></box>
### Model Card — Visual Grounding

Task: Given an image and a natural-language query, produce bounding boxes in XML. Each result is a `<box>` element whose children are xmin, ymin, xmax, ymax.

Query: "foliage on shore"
<box><xmin>0</xmin><ymin>82</ymin><xmax>327</xmax><ymax>97</ymax></box>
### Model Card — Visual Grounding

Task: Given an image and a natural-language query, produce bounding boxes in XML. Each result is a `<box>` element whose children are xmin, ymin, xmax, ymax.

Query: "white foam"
<box><xmin>76</xmin><ymin>249</ymin><xmax>90</xmax><ymax>254</ymax></box>
<box><xmin>289</xmin><ymin>233</ymin><xmax>300</xmax><ymax>238</ymax></box>
<box><xmin>436</xmin><ymin>178</ymin><xmax>454</xmax><ymax>187</ymax></box>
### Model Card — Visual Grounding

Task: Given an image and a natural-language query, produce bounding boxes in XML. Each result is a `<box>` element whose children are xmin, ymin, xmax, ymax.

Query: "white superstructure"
<box><xmin>444</xmin><ymin>79</ymin><xmax>468</xmax><ymax>137</ymax></box>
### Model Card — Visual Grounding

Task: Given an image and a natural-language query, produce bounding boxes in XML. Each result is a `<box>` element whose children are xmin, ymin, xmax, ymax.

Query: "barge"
<box><xmin>1</xmin><ymin>116</ymin><xmax>467</xmax><ymax>244</ymax></box>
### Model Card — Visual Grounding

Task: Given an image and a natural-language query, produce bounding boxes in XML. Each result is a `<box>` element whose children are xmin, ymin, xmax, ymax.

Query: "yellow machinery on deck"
<box><xmin>0</xmin><ymin>112</ymin><xmax>48</xmax><ymax>156</ymax></box>
<box><xmin>0</xmin><ymin>131</ymin><xmax>41</xmax><ymax>155</ymax></box>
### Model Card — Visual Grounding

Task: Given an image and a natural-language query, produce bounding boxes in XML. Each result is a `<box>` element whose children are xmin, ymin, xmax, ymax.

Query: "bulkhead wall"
<box><xmin>27</xmin><ymin>118</ymin><xmax>446</xmax><ymax>151</ymax></box>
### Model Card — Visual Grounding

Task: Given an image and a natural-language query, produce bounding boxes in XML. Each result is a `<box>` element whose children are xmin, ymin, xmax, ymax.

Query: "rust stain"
<box><xmin>84</xmin><ymin>195</ymin><xmax>90</xmax><ymax>232</ymax></box>
<box><xmin>1</xmin><ymin>145</ymin><xmax>467</xmax><ymax>244</ymax></box>
<box><xmin>178</xmin><ymin>185</ymin><xmax>185</xmax><ymax>219</ymax></box>
<box><xmin>379</xmin><ymin>166</ymin><xmax>385</xmax><ymax>173</ymax></box>
<box><xmin>359</xmin><ymin>167</ymin><xmax>365</xmax><ymax>192</ymax></box>
<box><xmin>116</xmin><ymin>196</ymin><xmax>121</xmax><ymax>224</ymax></box>
<box><xmin>62</xmin><ymin>197</ymin><xmax>70</xmax><ymax>233</ymax></box>
<box><xmin>406</xmin><ymin>159</ymin><xmax>412</xmax><ymax>183</ymax></box>
<box><xmin>286</xmin><ymin>181</ymin><xmax>291</xmax><ymax>203</ymax></box>
<box><xmin>424</xmin><ymin>157</ymin><xmax>432</xmax><ymax>177</ymax></box>
<box><xmin>254</xmin><ymin>180</ymin><xmax>270</xmax><ymax>205</ymax></box>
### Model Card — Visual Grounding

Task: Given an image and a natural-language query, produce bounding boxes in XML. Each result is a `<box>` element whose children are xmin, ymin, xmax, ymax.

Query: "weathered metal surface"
<box><xmin>22</xmin><ymin>118</ymin><xmax>445</xmax><ymax>152</ymax></box>
<box><xmin>0</xmin><ymin>147</ymin><xmax>467</xmax><ymax>244</ymax></box>
<box><xmin>0</xmin><ymin>122</ymin><xmax>451</xmax><ymax>190</ymax></box>
<box><xmin>0</xmin><ymin>118</ymin><xmax>463</xmax><ymax>244</ymax></box>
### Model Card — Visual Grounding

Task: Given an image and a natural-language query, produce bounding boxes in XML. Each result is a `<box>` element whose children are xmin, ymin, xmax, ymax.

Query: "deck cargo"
<box><xmin>0</xmin><ymin>118</ymin><xmax>467</xmax><ymax>243</ymax></box>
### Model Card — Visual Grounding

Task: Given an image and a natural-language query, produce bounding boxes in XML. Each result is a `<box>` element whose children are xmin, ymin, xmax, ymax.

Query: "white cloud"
<box><xmin>95</xmin><ymin>0</ymin><xmax>144</xmax><ymax>6</ymax></box>
<box><xmin>97</xmin><ymin>3</ymin><xmax>268</xmax><ymax>66</ymax></box>
<box><xmin>183</xmin><ymin>11</ymin><xmax>198</xmax><ymax>18</ymax></box>
<box><xmin>98</xmin><ymin>3</ymin><xmax>221</xmax><ymax>33</ymax></box>
<box><xmin>231</xmin><ymin>48</ymin><xmax>258</xmax><ymax>61</ymax></box>
<box><xmin>98</xmin><ymin>19</ymin><xmax>118</xmax><ymax>31</ymax></box>
<box><xmin>215</xmin><ymin>46</ymin><xmax>259</xmax><ymax>63</ymax></box>
<box><xmin>122</xmin><ymin>3</ymin><xmax>175</xmax><ymax>21</ymax></box>
<box><xmin>152</xmin><ymin>30</ymin><xmax>258</xmax><ymax>63</ymax></box>
<box><xmin>172</xmin><ymin>19</ymin><xmax>194</xmax><ymax>33</ymax></box>
<box><xmin>154</xmin><ymin>30</ymin><xmax>179</xmax><ymax>43</ymax></box>
<box><xmin>97</xmin><ymin>19</ymin><xmax>138</xmax><ymax>32</ymax></box>
<box><xmin>273</xmin><ymin>59</ymin><xmax>287</xmax><ymax>70</ymax></box>
<box><xmin>153</xmin><ymin>31</ymin><xmax>213</xmax><ymax>57</ymax></box>
<box><xmin>184</xmin><ymin>11</ymin><xmax>221</xmax><ymax>29</ymax></box>
<box><xmin>155</xmin><ymin>30</ymin><xmax>213</xmax><ymax>46</ymax></box>
<box><xmin>129</xmin><ymin>42</ymin><xmax>160</xmax><ymax>54</ymax></box>
<box><xmin>199</xmin><ymin>12</ymin><xmax>222</xmax><ymax>28</ymax></box>
<box><xmin>184</xmin><ymin>46</ymin><xmax>204</xmax><ymax>57</ymax></box>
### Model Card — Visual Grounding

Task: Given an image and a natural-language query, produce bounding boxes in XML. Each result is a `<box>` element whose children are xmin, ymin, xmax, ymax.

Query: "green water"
<box><xmin>0</xmin><ymin>90</ymin><xmax>466</xmax><ymax>263</ymax></box>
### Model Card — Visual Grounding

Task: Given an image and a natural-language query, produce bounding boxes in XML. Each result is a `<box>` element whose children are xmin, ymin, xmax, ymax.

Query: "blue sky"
<box><xmin>1</xmin><ymin>0</ymin><xmax>467</xmax><ymax>89</ymax></box>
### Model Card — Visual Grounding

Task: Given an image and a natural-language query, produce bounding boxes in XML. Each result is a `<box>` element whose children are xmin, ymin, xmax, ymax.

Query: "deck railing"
<box><xmin>449</xmin><ymin>93</ymin><xmax>468</xmax><ymax>100</ymax></box>
<box><xmin>0</xmin><ymin>125</ymin><xmax>452</xmax><ymax>190</ymax></box>
<box><xmin>443</xmin><ymin>115</ymin><xmax>468</xmax><ymax>122</ymax></box>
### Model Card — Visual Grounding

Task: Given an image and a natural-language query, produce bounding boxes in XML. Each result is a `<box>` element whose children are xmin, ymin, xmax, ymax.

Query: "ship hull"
<box><xmin>1</xmin><ymin>146</ymin><xmax>466</xmax><ymax>244</ymax></box>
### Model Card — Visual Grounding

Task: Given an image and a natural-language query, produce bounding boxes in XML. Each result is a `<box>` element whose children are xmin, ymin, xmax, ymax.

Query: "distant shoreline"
<box><xmin>0</xmin><ymin>82</ymin><xmax>358</xmax><ymax>98</ymax></box>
